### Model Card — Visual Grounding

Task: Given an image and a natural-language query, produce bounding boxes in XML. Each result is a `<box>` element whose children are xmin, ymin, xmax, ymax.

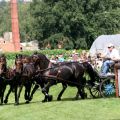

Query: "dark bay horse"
<box><xmin>0</xmin><ymin>54</ymin><xmax>7</xmax><ymax>104</ymax></box>
<box><xmin>30</xmin><ymin>53</ymin><xmax>99</xmax><ymax>102</ymax></box>
<box><xmin>3</xmin><ymin>54</ymin><xmax>35</xmax><ymax>105</ymax></box>
<box><xmin>13</xmin><ymin>55</ymin><xmax>35</xmax><ymax>105</ymax></box>
<box><xmin>0</xmin><ymin>54</ymin><xmax>15</xmax><ymax>104</ymax></box>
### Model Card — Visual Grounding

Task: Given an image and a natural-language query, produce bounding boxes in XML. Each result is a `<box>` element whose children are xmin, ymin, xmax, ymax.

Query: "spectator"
<box><xmin>79</xmin><ymin>50</ymin><xmax>89</xmax><ymax>62</ymax></box>
<box><xmin>58</xmin><ymin>54</ymin><xmax>65</xmax><ymax>62</ymax></box>
<box><xmin>72</xmin><ymin>50</ymin><xmax>79</xmax><ymax>61</ymax></box>
<box><xmin>50</xmin><ymin>55</ymin><xmax>57</xmax><ymax>64</ymax></box>
<box><xmin>100</xmin><ymin>43</ymin><xmax>120</xmax><ymax>75</ymax></box>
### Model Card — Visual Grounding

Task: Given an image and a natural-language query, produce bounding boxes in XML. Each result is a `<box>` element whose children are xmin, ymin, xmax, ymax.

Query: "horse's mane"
<box><xmin>82</xmin><ymin>62</ymin><xmax>100</xmax><ymax>83</ymax></box>
<box><xmin>32</xmin><ymin>52</ymin><xmax>50</xmax><ymax>70</ymax></box>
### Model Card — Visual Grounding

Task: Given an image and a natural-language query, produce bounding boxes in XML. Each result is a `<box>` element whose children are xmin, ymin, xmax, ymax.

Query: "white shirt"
<box><xmin>105</xmin><ymin>48</ymin><xmax>120</xmax><ymax>60</ymax></box>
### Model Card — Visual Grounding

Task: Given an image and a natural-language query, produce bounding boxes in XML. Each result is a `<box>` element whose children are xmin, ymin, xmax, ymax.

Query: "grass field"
<box><xmin>0</xmin><ymin>84</ymin><xmax>120</xmax><ymax>120</ymax></box>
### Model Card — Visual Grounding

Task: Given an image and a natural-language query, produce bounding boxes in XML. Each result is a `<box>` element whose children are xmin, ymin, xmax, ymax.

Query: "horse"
<box><xmin>3</xmin><ymin>54</ymin><xmax>35</xmax><ymax>105</ymax></box>
<box><xmin>0</xmin><ymin>54</ymin><xmax>15</xmax><ymax>104</ymax></box>
<box><xmin>30</xmin><ymin>53</ymin><xmax>99</xmax><ymax>102</ymax></box>
<box><xmin>13</xmin><ymin>54</ymin><xmax>36</xmax><ymax>105</ymax></box>
<box><xmin>0</xmin><ymin>54</ymin><xmax>7</xmax><ymax>104</ymax></box>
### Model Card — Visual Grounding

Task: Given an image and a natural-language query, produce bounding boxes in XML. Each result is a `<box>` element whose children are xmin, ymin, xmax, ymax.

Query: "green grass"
<box><xmin>2</xmin><ymin>56</ymin><xmax>120</xmax><ymax>120</ymax></box>
<box><xmin>0</xmin><ymin>84</ymin><xmax>120</xmax><ymax>120</ymax></box>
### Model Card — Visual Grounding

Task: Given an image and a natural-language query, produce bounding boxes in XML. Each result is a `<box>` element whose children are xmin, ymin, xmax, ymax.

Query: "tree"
<box><xmin>18</xmin><ymin>2</ymin><xmax>34</xmax><ymax>42</ymax></box>
<box><xmin>1</xmin><ymin>0</ymin><xmax>119</xmax><ymax>49</ymax></box>
<box><xmin>30</xmin><ymin>0</ymin><xmax>120</xmax><ymax>49</ymax></box>
<box><xmin>0</xmin><ymin>2</ymin><xmax>11</xmax><ymax>36</ymax></box>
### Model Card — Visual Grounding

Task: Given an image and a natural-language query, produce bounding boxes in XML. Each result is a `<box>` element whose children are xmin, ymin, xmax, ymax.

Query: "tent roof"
<box><xmin>89</xmin><ymin>34</ymin><xmax>120</xmax><ymax>56</ymax></box>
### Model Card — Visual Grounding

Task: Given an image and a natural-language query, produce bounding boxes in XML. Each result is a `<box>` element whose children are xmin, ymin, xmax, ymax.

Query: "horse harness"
<box><xmin>37</xmin><ymin>62</ymin><xmax>86</xmax><ymax>87</ymax></box>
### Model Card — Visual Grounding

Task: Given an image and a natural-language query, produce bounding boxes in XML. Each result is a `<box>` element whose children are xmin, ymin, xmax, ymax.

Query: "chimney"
<box><xmin>11</xmin><ymin>0</ymin><xmax>20</xmax><ymax>52</ymax></box>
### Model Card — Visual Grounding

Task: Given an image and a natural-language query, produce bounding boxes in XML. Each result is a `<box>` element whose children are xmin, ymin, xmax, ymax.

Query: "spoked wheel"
<box><xmin>89</xmin><ymin>82</ymin><xmax>101</xmax><ymax>98</ymax></box>
<box><xmin>100</xmin><ymin>78</ymin><xmax>115</xmax><ymax>98</ymax></box>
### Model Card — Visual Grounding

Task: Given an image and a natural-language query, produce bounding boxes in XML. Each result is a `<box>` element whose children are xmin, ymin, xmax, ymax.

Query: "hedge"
<box><xmin>4</xmin><ymin>49</ymin><xmax>83</xmax><ymax>60</ymax></box>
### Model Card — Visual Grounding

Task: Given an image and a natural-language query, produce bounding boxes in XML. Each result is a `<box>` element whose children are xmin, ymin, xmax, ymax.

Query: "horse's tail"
<box><xmin>82</xmin><ymin>62</ymin><xmax>100</xmax><ymax>83</ymax></box>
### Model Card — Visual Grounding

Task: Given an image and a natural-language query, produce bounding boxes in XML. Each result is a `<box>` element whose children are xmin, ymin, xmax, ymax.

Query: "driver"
<box><xmin>100</xmin><ymin>43</ymin><xmax>120</xmax><ymax>76</ymax></box>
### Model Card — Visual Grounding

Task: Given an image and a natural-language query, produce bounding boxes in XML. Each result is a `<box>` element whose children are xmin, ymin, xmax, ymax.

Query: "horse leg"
<box><xmin>14</xmin><ymin>85</ymin><xmax>23</xmax><ymax>105</ymax></box>
<box><xmin>27</xmin><ymin>82</ymin><xmax>32</xmax><ymax>102</ymax></box>
<box><xmin>14</xmin><ymin>86</ymin><xmax>18</xmax><ymax>105</ymax></box>
<box><xmin>4</xmin><ymin>85</ymin><xmax>12</xmax><ymax>104</ymax></box>
<box><xmin>0</xmin><ymin>92</ymin><xmax>3</xmax><ymax>105</ymax></box>
<box><xmin>24</xmin><ymin>82</ymin><xmax>32</xmax><ymax>103</ymax></box>
<box><xmin>75</xmin><ymin>91</ymin><xmax>80</xmax><ymax>100</ymax></box>
<box><xmin>0</xmin><ymin>85</ymin><xmax>6</xmax><ymax>104</ymax></box>
<box><xmin>17</xmin><ymin>85</ymin><xmax>23</xmax><ymax>103</ymax></box>
<box><xmin>57</xmin><ymin>83</ymin><xmax>67</xmax><ymax>101</ymax></box>
<box><xmin>29</xmin><ymin>84</ymin><xmax>39</xmax><ymax>101</ymax></box>
<box><xmin>0</xmin><ymin>87</ymin><xmax>5</xmax><ymax>104</ymax></box>
<box><xmin>77</xmin><ymin>86</ymin><xmax>86</xmax><ymax>99</ymax></box>
<box><xmin>30</xmin><ymin>77</ymin><xmax>46</xmax><ymax>102</ymax></box>
<box><xmin>24</xmin><ymin>83</ymin><xmax>31</xmax><ymax>101</ymax></box>
<box><xmin>42</xmin><ymin>81</ymin><xmax>53</xmax><ymax>102</ymax></box>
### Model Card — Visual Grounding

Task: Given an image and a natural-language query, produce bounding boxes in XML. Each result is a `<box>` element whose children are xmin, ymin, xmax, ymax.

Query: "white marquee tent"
<box><xmin>89</xmin><ymin>34</ymin><xmax>120</xmax><ymax>56</ymax></box>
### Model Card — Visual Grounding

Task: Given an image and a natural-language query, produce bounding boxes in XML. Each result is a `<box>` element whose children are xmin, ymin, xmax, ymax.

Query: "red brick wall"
<box><xmin>0</xmin><ymin>42</ymin><xmax>15</xmax><ymax>52</ymax></box>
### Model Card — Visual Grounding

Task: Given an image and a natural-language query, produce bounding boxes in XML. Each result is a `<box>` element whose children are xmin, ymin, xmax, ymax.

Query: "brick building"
<box><xmin>0</xmin><ymin>32</ymin><xmax>20</xmax><ymax>52</ymax></box>
<box><xmin>0</xmin><ymin>32</ymin><xmax>39</xmax><ymax>52</ymax></box>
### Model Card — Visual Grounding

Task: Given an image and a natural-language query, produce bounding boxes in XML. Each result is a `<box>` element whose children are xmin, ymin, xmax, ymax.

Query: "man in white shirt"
<box><xmin>101</xmin><ymin>43</ymin><xmax>120</xmax><ymax>75</ymax></box>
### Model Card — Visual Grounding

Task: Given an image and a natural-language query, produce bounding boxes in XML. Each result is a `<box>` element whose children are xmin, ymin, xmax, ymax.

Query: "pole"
<box><xmin>11</xmin><ymin>0</ymin><xmax>20</xmax><ymax>52</ymax></box>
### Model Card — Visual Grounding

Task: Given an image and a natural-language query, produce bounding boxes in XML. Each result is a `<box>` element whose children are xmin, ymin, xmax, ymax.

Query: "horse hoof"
<box><xmin>81</xmin><ymin>96</ymin><xmax>85</xmax><ymax>99</ymax></box>
<box><xmin>84</xmin><ymin>93</ymin><xmax>87</xmax><ymax>98</ymax></box>
<box><xmin>75</xmin><ymin>97</ymin><xmax>79</xmax><ymax>100</ymax></box>
<box><xmin>48</xmin><ymin>95</ymin><xmax>53</xmax><ymax>102</ymax></box>
<box><xmin>25</xmin><ymin>101</ymin><xmax>30</xmax><ymax>104</ymax></box>
<box><xmin>25</xmin><ymin>96</ymin><xmax>29</xmax><ymax>101</ymax></box>
<box><xmin>29</xmin><ymin>97</ymin><xmax>32</xmax><ymax>101</ymax></box>
<box><xmin>4</xmin><ymin>100</ymin><xmax>8</xmax><ymax>104</ymax></box>
<box><xmin>42</xmin><ymin>99</ymin><xmax>47</xmax><ymax>103</ymax></box>
<box><xmin>14</xmin><ymin>102</ymin><xmax>19</xmax><ymax>105</ymax></box>
<box><xmin>57</xmin><ymin>97</ymin><xmax>61</xmax><ymax>101</ymax></box>
<box><xmin>0</xmin><ymin>103</ymin><xmax>3</xmax><ymax>105</ymax></box>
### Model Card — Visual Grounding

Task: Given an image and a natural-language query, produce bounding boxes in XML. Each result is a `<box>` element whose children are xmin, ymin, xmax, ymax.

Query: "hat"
<box><xmin>107</xmin><ymin>43</ymin><xmax>114</xmax><ymax>48</ymax></box>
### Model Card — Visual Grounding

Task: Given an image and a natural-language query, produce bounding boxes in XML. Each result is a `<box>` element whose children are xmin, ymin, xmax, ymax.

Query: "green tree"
<box><xmin>18</xmin><ymin>2</ymin><xmax>34</xmax><ymax>42</ymax></box>
<box><xmin>28</xmin><ymin>0</ymin><xmax>120</xmax><ymax>49</ymax></box>
<box><xmin>83</xmin><ymin>0</ymin><xmax>120</xmax><ymax>47</ymax></box>
<box><xmin>0</xmin><ymin>2</ymin><xmax>11</xmax><ymax>36</ymax></box>
<box><xmin>0</xmin><ymin>0</ymin><xmax>119</xmax><ymax>49</ymax></box>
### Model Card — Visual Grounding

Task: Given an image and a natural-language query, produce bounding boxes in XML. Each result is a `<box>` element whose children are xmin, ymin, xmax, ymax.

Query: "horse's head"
<box><xmin>0</xmin><ymin>54</ymin><xmax>7</xmax><ymax>76</ymax></box>
<box><xmin>32</xmin><ymin>53</ymin><xmax>50</xmax><ymax>70</ymax></box>
<box><xmin>15</xmin><ymin>55</ymin><xmax>23</xmax><ymax>74</ymax></box>
<box><xmin>21</xmin><ymin>55</ymin><xmax>32</xmax><ymax>64</ymax></box>
<box><xmin>31</xmin><ymin>54</ymin><xmax>39</xmax><ymax>63</ymax></box>
<box><xmin>82</xmin><ymin>62</ymin><xmax>100</xmax><ymax>85</ymax></box>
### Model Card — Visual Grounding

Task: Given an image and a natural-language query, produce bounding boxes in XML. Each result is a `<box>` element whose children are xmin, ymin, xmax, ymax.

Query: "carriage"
<box><xmin>89</xmin><ymin>35</ymin><xmax>120</xmax><ymax>98</ymax></box>
<box><xmin>0</xmin><ymin>53</ymin><xmax>117</xmax><ymax>105</ymax></box>
<box><xmin>88</xmin><ymin>70</ymin><xmax>115</xmax><ymax>98</ymax></box>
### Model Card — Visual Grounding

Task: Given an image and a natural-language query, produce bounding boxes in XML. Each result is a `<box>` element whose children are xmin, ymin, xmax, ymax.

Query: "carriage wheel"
<box><xmin>100</xmin><ymin>78</ymin><xmax>115</xmax><ymax>98</ymax></box>
<box><xmin>89</xmin><ymin>82</ymin><xmax>101</xmax><ymax>98</ymax></box>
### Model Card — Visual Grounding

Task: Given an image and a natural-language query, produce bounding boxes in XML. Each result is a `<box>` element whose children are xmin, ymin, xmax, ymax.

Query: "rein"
<box><xmin>39</xmin><ymin>74</ymin><xmax>84</xmax><ymax>87</ymax></box>
<box><xmin>35</xmin><ymin>61</ymin><xmax>88</xmax><ymax>86</ymax></box>
<box><xmin>38</xmin><ymin>61</ymin><xmax>81</xmax><ymax>72</ymax></box>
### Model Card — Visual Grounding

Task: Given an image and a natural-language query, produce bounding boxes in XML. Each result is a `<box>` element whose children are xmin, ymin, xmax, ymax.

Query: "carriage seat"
<box><xmin>99</xmin><ymin>59</ymin><xmax>120</xmax><ymax>77</ymax></box>
<box><xmin>108</xmin><ymin>59</ymin><xmax>120</xmax><ymax>73</ymax></box>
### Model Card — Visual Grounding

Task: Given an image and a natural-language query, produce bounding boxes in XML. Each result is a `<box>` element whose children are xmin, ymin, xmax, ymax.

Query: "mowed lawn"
<box><xmin>0</xmin><ymin>84</ymin><xmax>120</xmax><ymax>120</ymax></box>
